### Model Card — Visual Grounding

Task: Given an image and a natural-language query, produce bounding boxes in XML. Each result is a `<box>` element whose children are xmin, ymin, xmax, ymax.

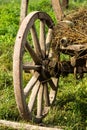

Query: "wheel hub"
<box><xmin>39</xmin><ymin>59</ymin><xmax>51</xmax><ymax>81</ymax></box>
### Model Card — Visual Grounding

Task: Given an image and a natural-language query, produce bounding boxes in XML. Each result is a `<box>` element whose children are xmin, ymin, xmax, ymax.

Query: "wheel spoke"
<box><xmin>46</xmin><ymin>29</ymin><xmax>53</xmax><ymax>56</ymax></box>
<box><xmin>37</xmin><ymin>84</ymin><xmax>44</xmax><ymax>118</ymax></box>
<box><xmin>30</xmin><ymin>25</ymin><xmax>42</xmax><ymax>57</ymax></box>
<box><xmin>24</xmin><ymin>72</ymin><xmax>40</xmax><ymax>97</ymax></box>
<box><xmin>40</xmin><ymin>20</ymin><xmax>46</xmax><ymax>57</ymax></box>
<box><xmin>28</xmin><ymin>81</ymin><xmax>40</xmax><ymax>112</ymax></box>
<box><xmin>44</xmin><ymin>83</ymin><xmax>50</xmax><ymax>106</ymax></box>
<box><xmin>25</xmin><ymin>41</ymin><xmax>42</xmax><ymax>64</ymax></box>
<box><xmin>49</xmin><ymin>78</ymin><xmax>58</xmax><ymax>104</ymax></box>
<box><xmin>23</xmin><ymin>63</ymin><xmax>41</xmax><ymax>71</ymax></box>
<box><xmin>48</xmin><ymin>78</ymin><xmax>57</xmax><ymax>91</ymax></box>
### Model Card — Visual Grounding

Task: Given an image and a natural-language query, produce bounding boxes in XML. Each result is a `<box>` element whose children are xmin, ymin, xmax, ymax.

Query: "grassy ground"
<box><xmin>0</xmin><ymin>0</ymin><xmax>87</xmax><ymax>129</ymax></box>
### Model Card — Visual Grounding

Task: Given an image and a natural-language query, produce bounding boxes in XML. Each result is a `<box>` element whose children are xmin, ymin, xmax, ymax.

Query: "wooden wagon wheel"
<box><xmin>13</xmin><ymin>11</ymin><xmax>58</xmax><ymax>122</ymax></box>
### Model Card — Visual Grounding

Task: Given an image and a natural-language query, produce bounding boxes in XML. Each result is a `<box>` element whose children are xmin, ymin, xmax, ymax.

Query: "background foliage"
<box><xmin>0</xmin><ymin>0</ymin><xmax>87</xmax><ymax>129</ymax></box>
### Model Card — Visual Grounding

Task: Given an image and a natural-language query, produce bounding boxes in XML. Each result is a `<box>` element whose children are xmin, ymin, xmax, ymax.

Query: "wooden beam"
<box><xmin>0</xmin><ymin>120</ymin><xmax>63</xmax><ymax>130</ymax></box>
<box><xmin>20</xmin><ymin>0</ymin><xmax>29</xmax><ymax>24</ymax></box>
<box><xmin>48</xmin><ymin>58</ymin><xmax>87</xmax><ymax>78</ymax></box>
<box><xmin>51</xmin><ymin>0</ymin><xmax>64</xmax><ymax>21</ymax></box>
<box><xmin>60</xmin><ymin>59</ymin><xmax>87</xmax><ymax>74</ymax></box>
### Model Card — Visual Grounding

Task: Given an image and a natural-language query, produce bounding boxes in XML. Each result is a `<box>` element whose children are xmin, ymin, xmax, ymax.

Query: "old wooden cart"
<box><xmin>13</xmin><ymin>0</ymin><xmax>87</xmax><ymax>122</ymax></box>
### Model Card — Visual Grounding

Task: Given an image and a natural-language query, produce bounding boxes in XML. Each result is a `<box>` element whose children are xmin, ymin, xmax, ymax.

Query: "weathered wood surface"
<box><xmin>51</xmin><ymin>0</ymin><xmax>64</xmax><ymax>21</ymax></box>
<box><xmin>0</xmin><ymin>120</ymin><xmax>63</xmax><ymax>130</ymax></box>
<box><xmin>20</xmin><ymin>0</ymin><xmax>29</xmax><ymax>24</ymax></box>
<box><xmin>13</xmin><ymin>11</ymin><xmax>56</xmax><ymax>121</ymax></box>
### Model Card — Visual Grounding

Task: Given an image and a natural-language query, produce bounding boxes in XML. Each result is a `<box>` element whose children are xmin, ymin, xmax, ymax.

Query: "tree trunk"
<box><xmin>20</xmin><ymin>0</ymin><xmax>29</xmax><ymax>24</ymax></box>
<box><xmin>51</xmin><ymin>0</ymin><xmax>64</xmax><ymax>21</ymax></box>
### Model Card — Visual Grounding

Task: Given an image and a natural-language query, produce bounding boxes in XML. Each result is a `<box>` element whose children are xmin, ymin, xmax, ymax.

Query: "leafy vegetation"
<box><xmin>0</xmin><ymin>0</ymin><xmax>87</xmax><ymax>129</ymax></box>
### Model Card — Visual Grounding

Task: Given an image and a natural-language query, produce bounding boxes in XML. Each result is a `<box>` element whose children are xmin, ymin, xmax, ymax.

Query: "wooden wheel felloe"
<box><xmin>13</xmin><ymin>11</ymin><xmax>58</xmax><ymax>122</ymax></box>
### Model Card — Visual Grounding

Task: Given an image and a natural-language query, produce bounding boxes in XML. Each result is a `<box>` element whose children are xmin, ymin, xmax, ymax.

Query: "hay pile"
<box><xmin>52</xmin><ymin>8</ymin><xmax>87</xmax><ymax>57</ymax></box>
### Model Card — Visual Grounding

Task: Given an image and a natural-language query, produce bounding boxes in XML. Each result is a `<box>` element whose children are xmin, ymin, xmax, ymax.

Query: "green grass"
<box><xmin>0</xmin><ymin>0</ymin><xmax>87</xmax><ymax>129</ymax></box>
<box><xmin>0</xmin><ymin>0</ymin><xmax>21</xmax><ymax>123</ymax></box>
<box><xmin>43</xmin><ymin>75</ymin><xmax>87</xmax><ymax>129</ymax></box>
